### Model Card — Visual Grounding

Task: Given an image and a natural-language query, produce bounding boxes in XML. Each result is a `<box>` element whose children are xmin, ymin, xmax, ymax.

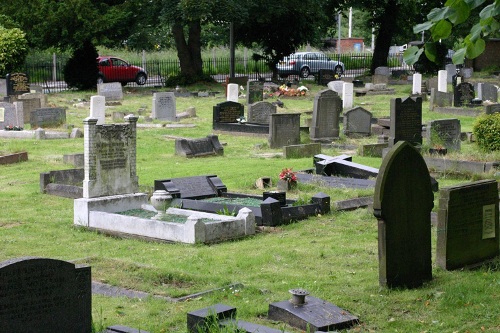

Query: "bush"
<box><xmin>0</xmin><ymin>26</ymin><xmax>28</xmax><ymax>77</ymax></box>
<box><xmin>165</xmin><ymin>73</ymin><xmax>215</xmax><ymax>87</ymax></box>
<box><xmin>63</xmin><ymin>40</ymin><xmax>99</xmax><ymax>90</ymax></box>
<box><xmin>473</xmin><ymin>113</ymin><xmax>500</xmax><ymax>151</ymax></box>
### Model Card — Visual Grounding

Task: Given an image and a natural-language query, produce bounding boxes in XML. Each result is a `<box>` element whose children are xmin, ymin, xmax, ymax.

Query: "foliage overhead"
<box><xmin>63</xmin><ymin>40</ymin><xmax>99</xmax><ymax>90</ymax></box>
<box><xmin>0</xmin><ymin>26</ymin><xmax>28</xmax><ymax>76</ymax></box>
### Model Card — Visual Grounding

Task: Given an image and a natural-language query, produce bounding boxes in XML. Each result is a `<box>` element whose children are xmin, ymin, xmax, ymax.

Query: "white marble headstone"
<box><xmin>90</xmin><ymin>95</ymin><xmax>106</xmax><ymax>125</ymax></box>
<box><xmin>342</xmin><ymin>82</ymin><xmax>354</xmax><ymax>109</ymax></box>
<box><xmin>412</xmin><ymin>73</ymin><xmax>422</xmax><ymax>95</ymax></box>
<box><xmin>438</xmin><ymin>70</ymin><xmax>447</xmax><ymax>93</ymax></box>
<box><xmin>227</xmin><ymin>83</ymin><xmax>239</xmax><ymax>102</ymax></box>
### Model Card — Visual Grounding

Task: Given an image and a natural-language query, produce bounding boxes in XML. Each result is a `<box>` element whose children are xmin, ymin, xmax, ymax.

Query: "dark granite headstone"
<box><xmin>175</xmin><ymin>135</ymin><xmax>224</xmax><ymax>157</ymax></box>
<box><xmin>0</xmin><ymin>257</ymin><xmax>91</xmax><ymax>333</ymax></box>
<box><xmin>247</xmin><ymin>101</ymin><xmax>276</xmax><ymax>124</ymax></box>
<box><xmin>317</xmin><ymin>158</ymin><xmax>379</xmax><ymax>179</ymax></box>
<box><xmin>343</xmin><ymin>106</ymin><xmax>372</xmax><ymax>137</ymax></box>
<box><xmin>317</xmin><ymin>69</ymin><xmax>337</xmax><ymax>85</ymax></box>
<box><xmin>310</xmin><ymin>89</ymin><xmax>342</xmax><ymax>141</ymax></box>
<box><xmin>154</xmin><ymin>175</ymin><xmax>227</xmax><ymax>199</ymax></box>
<box><xmin>437</xmin><ymin>180</ymin><xmax>499</xmax><ymax>270</ymax></box>
<box><xmin>6</xmin><ymin>73</ymin><xmax>29</xmax><ymax>96</ymax></box>
<box><xmin>453</xmin><ymin>82</ymin><xmax>475</xmax><ymax>107</ymax></box>
<box><xmin>268</xmin><ymin>113</ymin><xmax>301</xmax><ymax>148</ymax></box>
<box><xmin>213</xmin><ymin>101</ymin><xmax>244</xmax><ymax>124</ymax></box>
<box><xmin>187</xmin><ymin>304</ymin><xmax>236</xmax><ymax>333</ymax></box>
<box><xmin>263</xmin><ymin>191</ymin><xmax>287</xmax><ymax>206</ymax></box>
<box><xmin>389</xmin><ymin>97</ymin><xmax>422</xmax><ymax>147</ymax></box>
<box><xmin>426</xmin><ymin>118</ymin><xmax>461</xmax><ymax>151</ymax></box>
<box><xmin>30</xmin><ymin>107</ymin><xmax>66</xmax><ymax>128</ymax></box>
<box><xmin>246</xmin><ymin>80</ymin><xmax>264</xmax><ymax>104</ymax></box>
<box><xmin>373</xmin><ymin>141</ymin><xmax>434</xmax><ymax>288</ymax></box>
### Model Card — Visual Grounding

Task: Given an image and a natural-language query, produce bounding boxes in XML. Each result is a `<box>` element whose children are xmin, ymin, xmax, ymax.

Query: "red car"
<box><xmin>97</xmin><ymin>56</ymin><xmax>147</xmax><ymax>86</ymax></box>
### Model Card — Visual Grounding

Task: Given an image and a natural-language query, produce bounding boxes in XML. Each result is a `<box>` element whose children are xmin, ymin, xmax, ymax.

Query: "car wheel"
<box><xmin>334</xmin><ymin>65</ymin><xmax>343</xmax><ymax>76</ymax></box>
<box><xmin>136</xmin><ymin>73</ymin><xmax>147</xmax><ymax>85</ymax></box>
<box><xmin>97</xmin><ymin>75</ymin><xmax>104</xmax><ymax>85</ymax></box>
<box><xmin>300</xmin><ymin>67</ymin><xmax>310</xmax><ymax>78</ymax></box>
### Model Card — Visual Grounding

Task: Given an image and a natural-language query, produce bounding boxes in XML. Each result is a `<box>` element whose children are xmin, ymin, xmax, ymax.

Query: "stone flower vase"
<box><xmin>150</xmin><ymin>190</ymin><xmax>173</xmax><ymax>220</ymax></box>
<box><xmin>277</xmin><ymin>179</ymin><xmax>297</xmax><ymax>192</ymax></box>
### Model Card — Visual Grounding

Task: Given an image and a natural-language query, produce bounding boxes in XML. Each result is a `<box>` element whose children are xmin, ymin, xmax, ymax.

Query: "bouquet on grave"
<box><xmin>279</xmin><ymin>168</ymin><xmax>297</xmax><ymax>183</ymax></box>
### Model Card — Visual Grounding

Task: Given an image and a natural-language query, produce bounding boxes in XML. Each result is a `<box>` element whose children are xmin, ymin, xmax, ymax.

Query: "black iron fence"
<box><xmin>23</xmin><ymin>53</ymin><xmax>414</xmax><ymax>93</ymax></box>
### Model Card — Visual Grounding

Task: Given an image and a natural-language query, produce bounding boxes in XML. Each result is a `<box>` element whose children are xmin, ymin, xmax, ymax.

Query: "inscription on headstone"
<box><xmin>97</xmin><ymin>82</ymin><xmax>123</xmax><ymax>101</ymax></box>
<box><xmin>0</xmin><ymin>102</ymin><xmax>20</xmax><ymax>130</ymax></box>
<box><xmin>269</xmin><ymin>113</ymin><xmax>301</xmax><ymax>148</ymax></box>
<box><xmin>389</xmin><ymin>97</ymin><xmax>422</xmax><ymax>147</ymax></box>
<box><xmin>6</xmin><ymin>73</ymin><xmax>29</xmax><ymax>96</ymax></box>
<box><xmin>213</xmin><ymin>101</ymin><xmax>244</xmax><ymax>124</ymax></box>
<box><xmin>30</xmin><ymin>107</ymin><xmax>66</xmax><ymax>128</ymax></box>
<box><xmin>247</xmin><ymin>101</ymin><xmax>276</xmax><ymax>124</ymax></box>
<box><xmin>152</xmin><ymin>92</ymin><xmax>176</xmax><ymax>121</ymax></box>
<box><xmin>343</xmin><ymin>107</ymin><xmax>372</xmax><ymax>137</ymax></box>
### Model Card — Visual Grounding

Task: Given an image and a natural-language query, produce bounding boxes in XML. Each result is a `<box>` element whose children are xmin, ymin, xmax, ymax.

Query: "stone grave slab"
<box><xmin>310</xmin><ymin>89</ymin><xmax>342</xmax><ymax>141</ymax></box>
<box><xmin>389</xmin><ymin>96</ymin><xmax>422</xmax><ymax>147</ymax></box>
<box><xmin>283</xmin><ymin>143</ymin><xmax>321</xmax><ymax>159</ymax></box>
<box><xmin>0</xmin><ymin>102</ymin><xmax>20</xmax><ymax>130</ymax></box>
<box><xmin>30</xmin><ymin>107</ymin><xmax>66</xmax><ymax>128</ymax></box>
<box><xmin>426</xmin><ymin>118</ymin><xmax>461</xmax><ymax>151</ymax></box>
<box><xmin>90</xmin><ymin>95</ymin><xmax>106</xmax><ymax>125</ymax></box>
<box><xmin>374</xmin><ymin>66</ymin><xmax>390</xmax><ymax>76</ymax></box>
<box><xmin>437</xmin><ymin>179</ymin><xmax>499</xmax><ymax>270</ymax></box>
<box><xmin>296</xmin><ymin>172</ymin><xmax>375</xmax><ymax>189</ymax></box>
<box><xmin>106</xmin><ymin>325</ymin><xmax>150</xmax><ymax>333</ymax></box>
<box><xmin>0</xmin><ymin>257</ymin><xmax>91</xmax><ymax>333</ymax></box>
<box><xmin>269</xmin><ymin>113</ymin><xmax>301</xmax><ymax>148</ymax></box>
<box><xmin>247</xmin><ymin>101</ymin><xmax>276</xmax><ymax>124</ymax></box>
<box><xmin>0</xmin><ymin>151</ymin><xmax>28</xmax><ymax>165</ymax></box>
<box><xmin>98</xmin><ymin>82</ymin><xmax>123</xmax><ymax>101</ymax></box>
<box><xmin>246</xmin><ymin>80</ymin><xmax>264</xmax><ymax>104</ymax></box>
<box><xmin>454</xmin><ymin>82</ymin><xmax>475</xmax><ymax>107</ymax></box>
<box><xmin>317</xmin><ymin>158</ymin><xmax>379</xmax><ymax>179</ymax></box>
<box><xmin>343</xmin><ymin>106</ymin><xmax>372</xmax><ymax>137</ymax></box>
<box><xmin>372</xmin><ymin>74</ymin><xmax>389</xmax><ymax>84</ymax></box>
<box><xmin>154</xmin><ymin>175</ymin><xmax>227</xmax><ymax>199</ymax></box>
<box><xmin>373</xmin><ymin>141</ymin><xmax>433</xmax><ymax>288</ymax></box>
<box><xmin>175</xmin><ymin>135</ymin><xmax>224</xmax><ymax>157</ymax></box>
<box><xmin>6</xmin><ymin>72</ymin><xmax>29</xmax><ymax>96</ymax></box>
<box><xmin>152</xmin><ymin>92</ymin><xmax>176</xmax><ymax>121</ymax></box>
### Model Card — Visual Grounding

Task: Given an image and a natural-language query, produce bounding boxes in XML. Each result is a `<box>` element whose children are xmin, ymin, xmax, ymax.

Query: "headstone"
<box><xmin>152</xmin><ymin>92</ymin><xmax>176</xmax><ymax>121</ymax></box>
<box><xmin>97</xmin><ymin>82</ymin><xmax>123</xmax><ymax>101</ymax></box>
<box><xmin>30</xmin><ymin>107</ymin><xmax>66</xmax><ymax>128</ymax></box>
<box><xmin>0</xmin><ymin>102</ymin><xmax>20</xmax><ymax>130</ymax></box>
<box><xmin>343</xmin><ymin>107</ymin><xmax>372</xmax><ymax>137</ymax></box>
<box><xmin>372</xmin><ymin>74</ymin><xmax>389</xmax><ymax>85</ymax></box>
<box><xmin>0</xmin><ymin>257</ymin><xmax>91</xmax><ymax>333</ymax></box>
<box><xmin>389</xmin><ymin>97</ymin><xmax>423</xmax><ymax>147</ymax></box>
<box><xmin>318</xmin><ymin>69</ymin><xmax>337</xmax><ymax>85</ymax></box>
<box><xmin>175</xmin><ymin>135</ymin><xmax>224</xmax><ymax>157</ymax></box>
<box><xmin>18</xmin><ymin>93</ymin><xmax>43</xmax><ymax>123</ymax></box>
<box><xmin>412</xmin><ymin>73</ymin><xmax>422</xmax><ymax>95</ymax></box>
<box><xmin>227</xmin><ymin>83</ymin><xmax>239</xmax><ymax>102</ymax></box>
<box><xmin>453</xmin><ymin>82</ymin><xmax>475</xmax><ymax>107</ymax></box>
<box><xmin>437</xmin><ymin>180</ymin><xmax>499</xmax><ymax>270</ymax></box>
<box><xmin>373</xmin><ymin>141</ymin><xmax>434</xmax><ymax>288</ymax></box>
<box><xmin>213</xmin><ymin>101</ymin><xmax>244</xmax><ymax>124</ymax></box>
<box><xmin>29</xmin><ymin>84</ymin><xmax>43</xmax><ymax>93</ymax></box>
<box><xmin>460</xmin><ymin>67</ymin><xmax>473</xmax><ymax>78</ymax></box>
<box><xmin>12</xmin><ymin>101</ymin><xmax>24</xmax><ymax>128</ymax></box>
<box><xmin>310</xmin><ymin>89</ymin><xmax>342</xmax><ymax>141</ymax></box>
<box><xmin>445</xmin><ymin>64</ymin><xmax>457</xmax><ymax>83</ymax></box>
<box><xmin>283</xmin><ymin>143</ymin><xmax>321</xmax><ymax>159</ymax></box>
<box><xmin>154</xmin><ymin>175</ymin><xmax>227</xmax><ymax>199</ymax></box>
<box><xmin>90</xmin><ymin>95</ymin><xmax>106</xmax><ymax>125</ymax></box>
<box><xmin>430</xmin><ymin>88</ymin><xmax>453</xmax><ymax>109</ymax></box>
<box><xmin>438</xmin><ymin>70</ymin><xmax>447</xmax><ymax>92</ymax></box>
<box><xmin>426</xmin><ymin>77</ymin><xmax>439</xmax><ymax>94</ymax></box>
<box><xmin>6</xmin><ymin>73</ymin><xmax>30</xmax><ymax>96</ymax></box>
<box><xmin>327</xmin><ymin>80</ymin><xmax>345</xmax><ymax>94</ymax></box>
<box><xmin>247</xmin><ymin>101</ymin><xmax>276</xmax><ymax>124</ymax></box>
<box><xmin>83</xmin><ymin>116</ymin><xmax>139</xmax><ymax>198</ymax></box>
<box><xmin>485</xmin><ymin>103</ymin><xmax>500</xmax><ymax>114</ymax></box>
<box><xmin>246</xmin><ymin>80</ymin><xmax>264</xmax><ymax>104</ymax></box>
<box><xmin>269</xmin><ymin>113</ymin><xmax>301</xmax><ymax>148</ymax></box>
<box><xmin>478</xmin><ymin>83</ymin><xmax>498</xmax><ymax>102</ymax></box>
<box><xmin>374</xmin><ymin>66</ymin><xmax>390</xmax><ymax>76</ymax></box>
<box><xmin>342</xmin><ymin>82</ymin><xmax>354</xmax><ymax>109</ymax></box>
<box><xmin>426</xmin><ymin>118</ymin><xmax>461</xmax><ymax>151</ymax></box>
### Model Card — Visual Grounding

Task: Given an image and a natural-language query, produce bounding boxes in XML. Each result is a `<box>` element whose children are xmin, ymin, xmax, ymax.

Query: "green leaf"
<box><xmin>427</xmin><ymin>7</ymin><xmax>454</xmax><ymax>21</ymax></box>
<box><xmin>430</xmin><ymin>20</ymin><xmax>453</xmax><ymax>40</ymax></box>
<box><xmin>464</xmin><ymin>0</ymin><xmax>487</xmax><ymax>10</ymax></box>
<box><xmin>469</xmin><ymin>22</ymin><xmax>483</xmax><ymax>41</ymax></box>
<box><xmin>424</xmin><ymin>42</ymin><xmax>437</xmax><ymax>62</ymax></box>
<box><xmin>479</xmin><ymin>3</ymin><xmax>500</xmax><ymax>19</ymax></box>
<box><xmin>403</xmin><ymin>46</ymin><xmax>424</xmax><ymax>66</ymax></box>
<box><xmin>414</xmin><ymin>21</ymin><xmax>434</xmax><ymax>33</ymax></box>
<box><xmin>452</xmin><ymin>47</ymin><xmax>466</xmax><ymax>64</ymax></box>
<box><xmin>448</xmin><ymin>0</ymin><xmax>471</xmax><ymax>24</ymax></box>
<box><xmin>466</xmin><ymin>37</ymin><xmax>486</xmax><ymax>59</ymax></box>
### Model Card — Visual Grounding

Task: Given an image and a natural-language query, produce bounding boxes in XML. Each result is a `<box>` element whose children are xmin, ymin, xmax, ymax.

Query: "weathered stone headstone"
<box><xmin>373</xmin><ymin>141</ymin><xmax>434</xmax><ymax>288</ymax></box>
<box><xmin>426</xmin><ymin>77</ymin><xmax>438</xmax><ymax>94</ymax></box>
<box><xmin>438</xmin><ymin>70</ymin><xmax>447</xmax><ymax>92</ymax></box>
<box><xmin>412</xmin><ymin>73</ymin><xmax>422</xmax><ymax>95</ymax></box>
<box><xmin>12</xmin><ymin>101</ymin><xmax>24</xmax><ymax>128</ymax></box>
<box><xmin>476</xmin><ymin>83</ymin><xmax>498</xmax><ymax>102</ymax></box>
<box><xmin>310</xmin><ymin>89</ymin><xmax>342</xmax><ymax>141</ymax></box>
<box><xmin>342</xmin><ymin>82</ymin><xmax>354</xmax><ymax>109</ymax></box>
<box><xmin>437</xmin><ymin>180</ymin><xmax>499</xmax><ymax>270</ymax></box>
<box><xmin>327</xmin><ymin>80</ymin><xmax>345</xmax><ymax>94</ymax></box>
<box><xmin>247</xmin><ymin>101</ymin><xmax>276</xmax><ymax>124</ymax></box>
<box><xmin>97</xmin><ymin>82</ymin><xmax>123</xmax><ymax>101</ymax></box>
<box><xmin>30</xmin><ymin>107</ymin><xmax>66</xmax><ymax>128</ymax></box>
<box><xmin>485</xmin><ymin>103</ymin><xmax>500</xmax><ymax>114</ymax></box>
<box><xmin>0</xmin><ymin>102</ymin><xmax>21</xmax><ymax>130</ymax></box>
<box><xmin>389</xmin><ymin>97</ymin><xmax>422</xmax><ymax>147</ymax></box>
<box><xmin>460</xmin><ymin>67</ymin><xmax>473</xmax><ymax>78</ymax></box>
<box><xmin>372</xmin><ymin>74</ymin><xmax>389</xmax><ymax>85</ymax></box>
<box><xmin>426</xmin><ymin>118</ymin><xmax>461</xmax><ymax>151</ymax></box>
<box><xmin>343</xmin><ymin>106</ymin><xmax>372</xmax><ymax>137</ymax></box>
<box><xmin>0</xmin><ymin>257</ymin><xmax>91</xmax><ymax>333</ymax></box>
<box><xmin>175</xmin><ymin>135</ymin><xmax>224</xmax><ymax>157</ymax></box>
<box><xmin>18</xmin><ymin>93</ymin><xmax>43</xmax><ymax>123</ymax></box>
<box><xmin>429</xmin><ymin>88</ymin><xmax>453</xmax><ymax>110</ymax></box>
<box><xmin>227</xmin><ymin>83</ymin><xmax>239</xmax><ymax>102</ymax></box>
<box><xmin>213</xmin><ymin>101</ymin><xmax>244</xmax><ymax>124</ymax></box>
<box><xmin>82</xmin><ymin>116</ymin><xmax>139</xmax><ymax>198</ymax></box>
<box><xmin>90</xmin><ymin>95</ymin><xmax>106</xmax><ymax>125</ymax></box>
<box><xmin>283</xmin><ymin>143</ymin><xmax>321</xmax><ymax>159</ymax></box>
<box><xmin>152</xmin><ymin>92</ymin><xmax>176</xmax><ymax>121</ymax></box>
<box><xmin>246</xmin><ymin>80</ymin><xmax>264</xmax><ymax>104</ymax></box>
<box><xmin>454</xmin><ymin>82</ymin><xmax>475</xmax><ymax>107</ymax></box>
<box><xmin>374</xmin><ymin>66</ymin><xmax>390</xmax><ymax>76</ymax></box>
<box><xmin>269</xmin><ymin>113</ymin><xmax>301</xmax><ymax>148</ymax></box>
<box><xmin>445</xmin><ymin>64</ymin><xmax>457</xmax><ymax>83</ymax></box>
<box><xmin>6</xmin><ymin>73</ymin><xmax>29</xmax><ymax>96</ymax></box>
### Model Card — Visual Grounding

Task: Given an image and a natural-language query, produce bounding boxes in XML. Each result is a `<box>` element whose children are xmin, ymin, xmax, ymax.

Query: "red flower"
<box><xmin>279</xmin><ymin>168</ymin><xmax>297</xmax><ymax>182</ymax></box>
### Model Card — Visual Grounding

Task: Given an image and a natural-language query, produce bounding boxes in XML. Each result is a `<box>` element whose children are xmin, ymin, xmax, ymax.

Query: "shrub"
<box><xmin>63</xmin><ymin>40</ymin><xmax>98</xmax><ymax>90</ymax></box>
<box><xmin>0</xmin><ymin>26</ymin><xmax>28</xmax><ymax>77</ymax></box>
<box><xmin>473</xmin><ymin>113</ymin><xmax>500</xmax><ymax>151</ymax></box>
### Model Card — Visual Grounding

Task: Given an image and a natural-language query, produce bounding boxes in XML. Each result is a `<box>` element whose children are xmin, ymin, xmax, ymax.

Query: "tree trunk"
<box><xmin>172</xmin><ymin>20</ymin><xmax>203</xmax><ymax>78</ymax></box>
<box><xmin>370</xmin><ymin>0</ymin><xmax>400</xmax><ymax>74</ymax></box>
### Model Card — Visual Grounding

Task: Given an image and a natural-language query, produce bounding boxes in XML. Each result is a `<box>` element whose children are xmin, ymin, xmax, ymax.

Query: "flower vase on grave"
<box><xmin>150</xmin><ymin>190</ymin><xmax>173</xmax><ymax>220</ymax></box>
<box><xmin>277</xmin><ymin>179</ymin><xmax>297</xmax><ymax>192</ymax></box>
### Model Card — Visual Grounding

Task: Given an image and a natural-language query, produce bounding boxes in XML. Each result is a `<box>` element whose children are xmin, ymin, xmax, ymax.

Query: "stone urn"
<box><xmin>150</xmin><ymin>190</ymin><xmax>173</xmax><ymax>220</ymax></box>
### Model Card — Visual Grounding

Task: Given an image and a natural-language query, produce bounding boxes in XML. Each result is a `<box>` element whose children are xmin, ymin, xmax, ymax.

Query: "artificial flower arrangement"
<box><xmin>279</xmin><ymin>168</ymin><xmax>297</xmax><ymax>183</ymax></box>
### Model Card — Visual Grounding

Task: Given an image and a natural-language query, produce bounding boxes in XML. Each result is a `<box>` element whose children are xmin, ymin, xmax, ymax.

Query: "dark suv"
<box><xmin>276</xmin><ymin>52</ymin><xmax>345</xmax><ymax>78</ymax></box>
<box><xmin>97</xmin><ymin>56</ymin><xmax>147</xmax><ymax>86</ymax></box>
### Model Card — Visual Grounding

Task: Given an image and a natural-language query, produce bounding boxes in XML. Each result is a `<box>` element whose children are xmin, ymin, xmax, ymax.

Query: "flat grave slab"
<box><xmin>0</xmin><ymin>151</ymin><xmax>28</xmax><ymax>165</ymax></box>
<box><xmin>296</xmin><ymin>172</ymin><xmax>375</xmax><ymax>189</ymax></box>
<box><xmin>175</xmin><ymin>135</ymin><xmax>224</xmax><ymax>157</ymax></box>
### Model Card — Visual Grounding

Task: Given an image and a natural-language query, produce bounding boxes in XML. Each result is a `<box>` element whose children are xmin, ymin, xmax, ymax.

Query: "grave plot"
<box><xmin>154</xmin><ymin>175</ymin><xmax>330</xmax><ymax>227</ymax></box>
<box><xmin>213</xmin><ymin>100</ymin><xmax>269</xmax><ymax>134</ymax></box>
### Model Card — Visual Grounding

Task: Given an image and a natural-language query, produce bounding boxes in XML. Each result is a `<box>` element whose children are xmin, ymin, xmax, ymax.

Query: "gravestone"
<box><xmin>412</xmin><ymin>73</ymin><xmax>422</xmax><ymax>95</ymax></box>
<box><xmin>6</xmin><ymin>72</ymin><xmax>30</xmax><ymax>96</ymax></box>
<box><xmin>213</xmin><ymin>101</ymin><xmax>244</xmax><ymax>124</ymax></box>
<box><xmin>310</xmin><ymin>89</ymin><xmax>342</xmax><ymax>141</ymax></box>
<box><xmin>460</xmin><ymin>67</ymin><xmax>473</xmax><ymax>78</ymax></box>
<box><xmin>175</xmin><ymin>135</ymin><xmax>224</xmax><ymax>157</ymax></box>
<box><xmin>374</xmin><ymin>66</ymin><xmax>390</xmax><ymax>76</ymax></box>
<box><xmin>430</xmin><ymin>88</ymin><xmax>453</xmax><ymax>109</ymax></box>
<box><xmin>0</xmin><ymin>257</ymin><xmax>91</xmax><ymax>333</ymax></box>
<box><xmin>485</xmin><ymin>103</ymin><xmax>500</xmax><ymax>114</ymax></box>
<box><xmin>18</xmin><ymin>93</ymin><xmax>43</xmax><ymax>123</ymax></box>
<box><xmin>90</xmin><ymin>95</ymin><xmax>106</xmax><ymax>125</ymax></box>
<box><xmin>318</xmin><ymin>69</ymin><xmax>337</xmax><ymax>85</ymax></box>
<box><xmin>437</xmin><ymin>180</ymin><xmax>499</xmax><ymax>270</ymax></box>
<box><xmin>227</xmin><ymin>83</ymin><xmax>239</xmax><ymax>102</ymax></box>
<box><xmin>438</xmin><ymin>70</ymin><xmax>447</xmax><ymax>92</ymax></box>
<box><xmin>154</xmin><ymin>175</ymin><xmax>227</xmax><ymax>199</ymax></box>
<box><xmin>98</xmin><ymin>82</ymin><xmax>123</xmax><ymax>101</ymax></box>
<box><xmin>246</xmin><ymin>80</ymin><xmax>264</xmax><ymax>104</ymax></box>
<box><xmin>372</xmin><ymin>74</ymin><xmax>389</xmax><ymax>85</ymax></box>
<box><xmin>389</xmin><ymin>97</ymin><xmax>422</xmax><ymax>147</ymax></box>
<box><xmin>343</xmin><ymin>106</ymin><xmax>372</xmax><ymax>137</ymax></box>
<box><xmin>373</xmin><ymin>141</ymin><xmax>433</xmax><ymax>288</ymax></box>
<box><xmin>476</xmin><ymin>83</ymin><xmax>498</xmax><ymax>102</ymax></box>
<box><xmin>12</xmin><ymin>101</ymin><xmax>24</xmax><ymax>128</ymax></box>
<box><xmin>426</xmin><ymin>77</ymin><xmax>438</xmax><ymax>94</ymax></box>
<box><xmin>247</xmin><ymin>101</ymin><xmax>276</xmax><ymax>124</ymax></box>
<box><xmin>283</xmin><ymin>143</ymin><xmax>321</xmax><ymax>159</ymax></box>
<box><xmin>454</xmin><ymin>82</ymin><xmax>475</xmax><ymax>107</ymax></box>
<box><xmin>269</xmin><ymin>113</ymin><xmax>301</xmax><ymax>148</ymax></box>
<box><xmin>426</xmin><ymin>118</ymin><xmax>461</xmax><ymax>151</ymax></box>
<box><xmin>152</xmin><ymin>92</ymin><xmax>176</xmax><ymax>121</ymax></box>
<box><xmin>82</xmin><ymin>116</ymin><xmax>139</xmax><ymax>198</ymax></box>
<box><xmin>0</xmin><ymin>102</ymin><xmax>21</xmax><ymax>130</ymax></box>
<box><xmin>342</xmin><ymin>82</ymin><xmax>354</xmax><ymax>109</ymax></box>
<box><xmin>327</xmin><ymin>80</ymin><xmax>345</xmax><ymax>94</ymax></box>
<box><xmin>445</xmin><ymin>64</ymin><xmax>456</xmax><ymax>83</ymax></box>
<box><xmin>30</xmin><ymin>107</ymin><xmax>66</xmax><ymax>128</ymax></box>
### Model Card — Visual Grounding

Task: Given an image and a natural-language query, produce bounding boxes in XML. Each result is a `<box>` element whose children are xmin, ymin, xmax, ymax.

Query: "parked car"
<box><xmin>97</xmin><ymin>56</ymin><xmax>147</xmax><ymax>86</ymax></box>
<box><xmin>276</xmin><ymin>52</ymin><xmax>345</xmax><ymax>78</ymax></box>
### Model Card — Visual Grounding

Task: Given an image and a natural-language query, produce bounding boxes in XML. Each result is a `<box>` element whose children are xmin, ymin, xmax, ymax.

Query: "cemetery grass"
<box><xmin>1</xmin><ymin>83</ymin><xmax>500</xmax><ymax>332</ymax></box>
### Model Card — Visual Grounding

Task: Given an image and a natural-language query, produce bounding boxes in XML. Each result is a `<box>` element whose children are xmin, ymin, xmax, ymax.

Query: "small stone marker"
<box><xmin>30</xmin><ymin>107</ymin><xmax>66</xmax><ymax>128</ymax></box>
<box><xmin>213</xmin><ymin>101</ymin><xmax>244</xmax><ymax>124</ymax></box>
<box><xmin>175</xmin><ymin>135</ymin><xmax>224</xmax><ymax>157</ymax></box>
<box><xmin>283</xmin><ymin>143</ymin><xmax>321</xmax><ymax>159</ymax></box>
<box><xmin>0</xmin><ymin>102</ymin><xmax>20</xmax><ymax>130</ymax></box>
<box><xmin>437</xmin><ymin>180</ymin><xmax>499</xmax><ymax>270</ymax></box>
<box><xmin>453</xmin><ymin>82</ymin><xmax>475</xmax><ymax>107</ymax></box>
<box><xmin>0</xmin><ymin>257</ymin><xmax>91</xmax><ymax>333</ymax></box>
<box><xmin>6</xmin><ymin>72</ymin><xmax>29</xmax><ymax>96</ymax></box>
<box><xmin>269</xmin><ymin>113</ymin><xmax>301</xmax><ymax>148</ymax></box>
<box><xmin>98</xmin><ymin>82</ymin><xmax>123</xmax><ymax>101</ymax></box>
<box><xmin>152</xmin><ymin>92</ymin><xmax>176</xmax><ymax>121</ymax></box>
<box><xmin>226</xmin><ymin>83</ymin><xmax>239</xmax><ymax>102</ymax></box>
<box><xmin>426</xmin><ymin>118</ymin><xmax>461</xmax><ymax>151</ymax></box>
<box><xmin>389</xmin><ymin>96</ymin><xmax>423</xmax><ymax>147</ymax></box>
<box><xmin>438</xmin><ymin>70</ymin><xmax>447</xmax><ymax>92</ymax></box>
<box><xmin>154</xmin><ymin>175</ymin><xmax>227</xmax><ymax>199</ymax></box>
<box><xmin>310</xmin><ymin>89</ymin><xmax>342</xmax><ymax>141</ymax></box>
<box><xmin>247</xmin><ymin>101</ymin><xmax>276</xmax><ymax>124</ymax></box>
<box><xmin>373</xmin><ymin>141</ymin><xmax>434</xmax><ymax>288</ymax></box>
<box><xmin>343</xmin><ymin>106</ymin><xmax>372</xmax><ymax>137</ymax></box>
<box><xmin>90</xmin><ymin>95</ymin><xmax>106</xmax><ymax>125</ymax></box>
<box><xmin>342</xmin><ymin>82</ymin><xmax>354</xmax><ymax>109</ymax></box>
<box><xmin>412</xmin><ymin>73</ymin><xmax>422</xmax><ymax>95</ymax></box>
<box><xmin>246</xmin><ymin>80</ymin><xmax>264</xmax><ymax>104</ymax></box>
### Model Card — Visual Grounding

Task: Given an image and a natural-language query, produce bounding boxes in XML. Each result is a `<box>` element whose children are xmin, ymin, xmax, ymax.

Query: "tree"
<box><xmin>0</xmin><ymin>25</ymin><xmax>28</xmax><ymax>76</ymax></box>
<box><xmin>63</xmin><ymin>40</ymin><xmax>99</xmax><ymax>90</ymax></box>
<box><xmin>404</xmin><ymin>0</ymin><xmax>500</xmax><ymax>66</ymax></box>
